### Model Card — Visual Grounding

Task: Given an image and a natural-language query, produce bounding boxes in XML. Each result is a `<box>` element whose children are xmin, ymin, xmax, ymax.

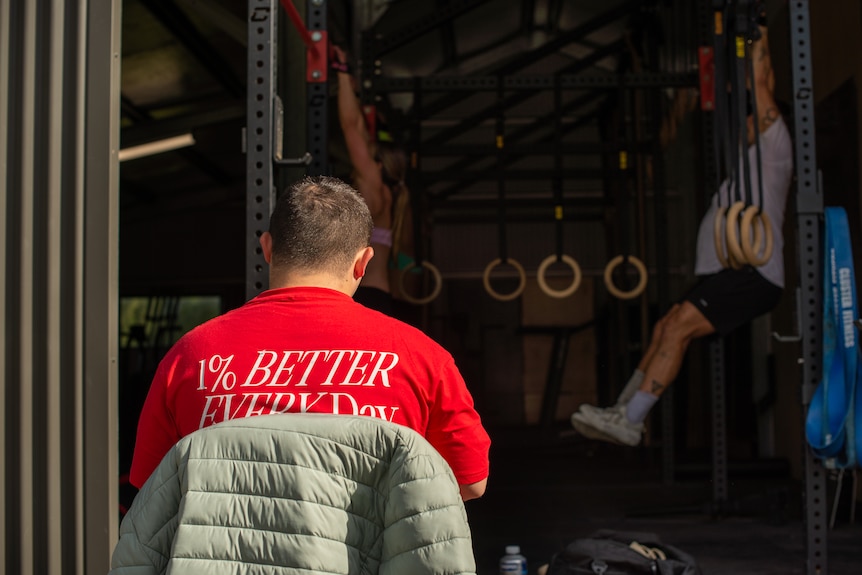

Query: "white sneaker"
<box><xmin>578</xmin><ymin>402</ymin><xmax>621</xmax><ymax>417</ymax></box>
<box><xmin>570</xmin><ymin>404</ymin><xmax>643</xmax><ymax>446</ymax></box>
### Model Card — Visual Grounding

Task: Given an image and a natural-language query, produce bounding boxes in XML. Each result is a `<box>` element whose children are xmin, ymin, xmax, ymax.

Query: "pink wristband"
<box><xmin>370</xmin><ymin>227</ymin><xmax>393</xmax><ymax>247</ymax></box>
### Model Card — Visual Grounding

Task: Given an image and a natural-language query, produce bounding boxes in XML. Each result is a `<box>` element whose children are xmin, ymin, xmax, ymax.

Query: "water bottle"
<box><xmin>499</xmin><ymin>544</ymin><xmax>528</xmax><ymax>575</ymax></box>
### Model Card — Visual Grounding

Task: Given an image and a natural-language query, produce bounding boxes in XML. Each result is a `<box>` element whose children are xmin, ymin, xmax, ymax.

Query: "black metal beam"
<box><xmin>431</xmin><ymin>90</ymin><xmax>605</xmax><ymax>199</ymax></box>
<box><xmin>496</xmin><ymin>0</ymin><xmax>639</xmax><ymax>77</ymax></box>
<box><xmin>141</xmin><ymin>0</ymin><xmax>245</xmax><ymax>98</ymax></box>
<box><xmin>420</xmin><ymin>141</ymin><xmax>654</xmax><ymax>156</ymax></box>
<box><xmin>431</xmin><ymin>195</ymin><xmax>606</xmax><ymax>208</ymax></box>
<box><xmin>433</xmin><ymin>203</ymin><xmax>605</xmax><ymax>224</ymax></box>
<box><xmin>120</xmin><ymin>103</ymin><xmax>245</xmax><ymax>147</ymax></box>
<box><xmin>376</xmin><ymin>71</ymin><xmax>698</xmax><ymax>93</ymax></box>
<box><xmin>421</xmin><ymin>39</ymin><xmax>624</xmax><ymax>149</ymax></box>
<box><xmin>371</xmin><ymin>0</ymin><xmax>493</xmax><ymax>56</ymax></box>
<box><xmin>423</xmin><ymin>168</ymin><xmax>603</xmax><ymax>183</ymax></box>
<box><xmin>121</xmin><ymin>95</ymin><xmax>149</xmax><ymax>123</ymax></box>
<box><xmin>119</xmin><ymin>93</ymin><xmax>232</xmax><ymax>184</ymax></box>
<box><xmin>400</xmin><ymin>1</ymin><xmax>638</xmax><ymax>119</ymax></box>
<box><xmin>444</xmin><ymin>29</ymin><xmax>522</xmax><ymax>72</ymax></box>
<box><xmin>435</xmin><ymin>0</ymin><xmax>458</xmax><ymax>69</ymax></box>
<box><xmin>546</xmin><ymin>0</ymin><xmax>564</xmax><ymax>36</ymax></box>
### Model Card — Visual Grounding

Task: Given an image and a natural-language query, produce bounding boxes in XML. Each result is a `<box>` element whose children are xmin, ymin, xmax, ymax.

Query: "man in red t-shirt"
<box><xmin>129</xmin><ymin>176</ymin><xmax>491</xmax><ymax>500</ymax></box>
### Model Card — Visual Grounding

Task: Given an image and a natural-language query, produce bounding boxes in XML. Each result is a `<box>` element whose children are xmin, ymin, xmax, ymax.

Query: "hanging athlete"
<box><xmin>571</xmin><ymin>15</ymin><xmax>794</xmax><ymax>446</ymax></box>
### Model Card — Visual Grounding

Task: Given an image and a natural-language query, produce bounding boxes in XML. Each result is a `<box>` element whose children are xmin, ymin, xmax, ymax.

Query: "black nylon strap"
<box><xmin>496</xmin><ymin>78</ymin><xmax>508</xmax><ymax>263</ymax></box>
<box><xmin>553</xmin><ymin>75</ymin><xmax>564</xmax><ymax>259</ymax></box>
<box><xmin>746</xmin><ymin>19</ymin><xmax>766</xmax><ymax>212</ymax></box>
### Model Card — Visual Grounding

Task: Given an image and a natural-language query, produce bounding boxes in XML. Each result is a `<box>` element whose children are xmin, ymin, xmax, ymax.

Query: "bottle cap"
<box><xmin>505</xmin><ymin>545</ymin><xmax>520</xmax><ymax>555</ymax></box>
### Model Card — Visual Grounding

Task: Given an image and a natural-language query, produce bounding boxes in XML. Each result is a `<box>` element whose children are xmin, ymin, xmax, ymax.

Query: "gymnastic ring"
<box><xmin>739</xmin><ymin>205</ymin><xmax>764</xmax><ymax>257</ymax></box>
<box><xmin>398</xmin><ymin>261</ymin><xmax>443</xmax><ymax>305</ymax></box>
<box><xmin>739</xmin><ymin>205</ymin><xmax>766</xmax><ymax>264</ymax></box>
<box><xmin>724</xmin><ymin>201</ymin><xmax>747</xmax><ymax>269</ymax></box>
<box><xmin>482</xmin><ymin>257</ymin><xmax>527</xmax><ymax>302</ymax></box>
<box><xmin>603</xmin><ymin>255</ymin><xmax>648</xmax><ymax>300</ymax></box>
<box><xmin>713</xmin><ymin>205</ymin><xmax>730</xmax><ymax>268</ymax></box>
<box><xmin>536</xmin><ymin>254</ymin><xmax>582</xmax><ymax>299</ymax></box>
<box><xmin>740</xmin><ymin>206</ymin><xmax>774</xmax><ymax>266</ymax></box>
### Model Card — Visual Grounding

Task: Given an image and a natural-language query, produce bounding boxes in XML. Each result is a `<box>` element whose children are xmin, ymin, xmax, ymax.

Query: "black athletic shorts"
<box><xmin>684</xmin><ymin>266</ymin><xmax>783</xmax><ymax>336</ymax></box>
<box><xmin>353</xmin><ymin>286</ymin><xmax>394</xmax><ymax>316</ymax></box>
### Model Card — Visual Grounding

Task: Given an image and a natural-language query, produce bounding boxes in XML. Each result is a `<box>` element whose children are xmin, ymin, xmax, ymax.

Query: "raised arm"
<box><xmin>751</xmin><ymin>24</ymin><xmax>779</xmax><ymax>134</ymax></box>
<box><xmin>333</xmin><ymin>46</ymin><xmax>386</xmax><ymax>217</ymax></box>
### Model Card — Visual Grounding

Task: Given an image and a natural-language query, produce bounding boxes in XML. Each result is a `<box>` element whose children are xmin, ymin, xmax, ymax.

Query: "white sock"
<box><xmin>625</xmin><ymin>390</ymin><xmax>658</xmax><ymax>424</ymax></box>
<box><xmin>617</xmin><ymin>369</ymin><xmax>645</xmax><ymax>405</ymax></box>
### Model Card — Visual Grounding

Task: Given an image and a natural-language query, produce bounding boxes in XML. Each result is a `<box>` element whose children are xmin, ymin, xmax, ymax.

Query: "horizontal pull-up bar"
<box><xmin>373</xmin><ymin>72</ymin><xmax>698</xmax><ymax>92</ymax></box>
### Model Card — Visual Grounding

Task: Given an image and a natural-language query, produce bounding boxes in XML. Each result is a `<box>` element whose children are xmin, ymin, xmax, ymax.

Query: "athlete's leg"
<box><xmin>637</xmin><ymin>303</ymin><xmax>681</xmax><ymax>371</ymax></box>
<box><xmin>639</xmin><ymin>300</ymin><xmax>715</xmax><ymax>398</ymax></box>
<box><xmin>610</xmin><ymin>304</ymin><xmax>681</xmax><ymax>406</ymax></box>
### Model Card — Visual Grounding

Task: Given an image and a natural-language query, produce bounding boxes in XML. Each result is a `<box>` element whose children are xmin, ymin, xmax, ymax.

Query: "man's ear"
<box><xmin>353</xmin><ymin>246</ymin><xmax>374</xmax><ymax>279</ymax></box>
<box><xmin>260</xmin><ymin>232</ymin><xmax>273</xmax><ymax>264</ymax></box>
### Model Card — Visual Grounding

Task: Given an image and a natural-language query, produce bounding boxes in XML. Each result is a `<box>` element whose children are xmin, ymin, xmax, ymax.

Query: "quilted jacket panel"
<box><xmin>109</xmin><ymin>414</ymin><xmax>477</xmax><ymax>575</ymax></box>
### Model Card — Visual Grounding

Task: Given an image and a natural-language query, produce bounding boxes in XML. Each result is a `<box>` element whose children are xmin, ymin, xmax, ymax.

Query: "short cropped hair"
<box><xmin>268</xmin><ymin>176</ymin><xmax>373</xmax><ymax>275</ymax></box>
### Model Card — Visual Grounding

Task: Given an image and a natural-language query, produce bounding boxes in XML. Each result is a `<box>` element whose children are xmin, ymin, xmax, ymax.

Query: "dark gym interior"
<box><xmin>112</xmin><ymin>0</ymin><xmax>862</xmax><ymax>573</ymax></box>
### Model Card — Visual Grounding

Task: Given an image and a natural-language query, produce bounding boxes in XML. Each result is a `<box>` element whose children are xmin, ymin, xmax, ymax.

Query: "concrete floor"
<box><xmin>466</xmin><ymin>425</ymin><xmax>862</xmax><ymax>575</ymax></box>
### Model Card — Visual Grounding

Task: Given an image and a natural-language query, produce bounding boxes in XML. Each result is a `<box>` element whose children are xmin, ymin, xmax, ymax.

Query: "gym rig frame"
<box><xmin>244</xmin><ymin>1</ymin><xmax>826</xmax><ymax>573</ymax></box>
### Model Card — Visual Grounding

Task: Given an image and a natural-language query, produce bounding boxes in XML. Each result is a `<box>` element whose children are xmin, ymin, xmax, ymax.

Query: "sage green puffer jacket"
<box><xmin>109</xmin><ymin>414</ymin><xmax>477</xmax><ymax>575</ymax></box>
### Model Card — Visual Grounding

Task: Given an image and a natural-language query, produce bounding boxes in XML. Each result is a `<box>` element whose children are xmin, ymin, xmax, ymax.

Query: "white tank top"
<box><xmin>694</xmin><ymin>117</ymin><xmax>794</xmax><ymax>287</ymax></box>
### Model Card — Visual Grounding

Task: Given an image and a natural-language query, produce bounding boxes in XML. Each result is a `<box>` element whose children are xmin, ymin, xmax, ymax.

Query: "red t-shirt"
<box><xmin>129</xmin><ymin>287</ymin><xmax>491</xmax><ymax>488</ymax></box>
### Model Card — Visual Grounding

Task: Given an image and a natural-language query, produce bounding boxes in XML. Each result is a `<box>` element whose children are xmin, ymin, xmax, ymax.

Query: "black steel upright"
<box><xmin>246</xmin><ymin>0</ymin><xmax>279</xmax><ymax>300</ymax></box>
<box><xmin>305</xmin><ymin>0</ymin><xmax>328</xmax><ymax>176</ymax></box>
<box><xmin>246</xmin><ymin>0</ymin><xmax>326</xmax><ymax>301</ymax></box>
<box><xmin>788</xmin><ymin>1</ymin><xmax>826</xmax><ymax>573</ymax></box>
<box><xmin>703</xmin><ymin>0</ymin><xmax>728</xmax><ymax>510</ymax></box>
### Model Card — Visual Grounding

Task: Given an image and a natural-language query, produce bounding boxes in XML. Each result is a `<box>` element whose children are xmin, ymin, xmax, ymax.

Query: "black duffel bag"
<box><xmin>545</xmin><ymin>530</ymin><xmax>702</xmax><ymax>575</ymax></box>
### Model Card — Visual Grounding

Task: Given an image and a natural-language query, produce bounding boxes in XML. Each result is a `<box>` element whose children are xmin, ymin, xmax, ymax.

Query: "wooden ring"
<box><xmin>713</xmin><ymin>205</ymin><xmax>730</xmax><ymax>268</ymax></box>
<box><xmin>740</xmin><ymin>206</ymin><xmax>774</xmax><ymax>266</ymax></box>
<box><xmin>398</xmin><ymin>261</ymin><xmax>443</xmax><ymax>305</ymax></box>
<box><xmin>482</xmin><ymin>258</ymin><xmax>527</xmax><ymax>302</ymax></box>
<box><xmin>741</xmin><ymin>206</ymin><xmax>764</xmax><ymax>256</ymax></box>
<box><xmin>536</xmin><ymin>254</ymin><xmax>583</xmax><ymax>298</ymax></box>
<box><xmin>724</xmin><ymin>201</ymin><xmax>747</xmax><ymax>269</ymax></box>
<box><xmin>603</xmin><ymin>255</ymin><xmax>648</xmax><ymax>300</ymax></box>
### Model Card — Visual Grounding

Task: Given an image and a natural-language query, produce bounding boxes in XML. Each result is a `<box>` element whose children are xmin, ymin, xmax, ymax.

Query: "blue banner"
<box><xmin>805</xmin><ymin>206</ymin><xmax>861</xmax><ymax>468</ymax></box>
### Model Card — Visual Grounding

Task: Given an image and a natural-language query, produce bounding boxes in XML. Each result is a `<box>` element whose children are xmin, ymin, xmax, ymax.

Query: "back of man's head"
<box><xmin>268</xmin><ymin>176</ymin><xmax>372</xmax><ymax>276</ymax></box>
